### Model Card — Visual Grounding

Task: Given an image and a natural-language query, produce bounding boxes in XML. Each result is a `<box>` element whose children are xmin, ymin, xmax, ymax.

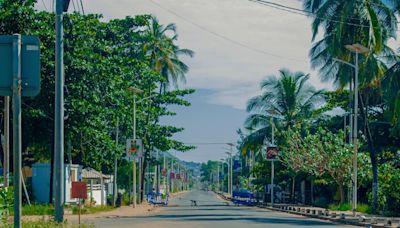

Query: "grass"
<box><xmin>328</xmin><ymin>203</ymin><xmax>371</xmax><ymax>214</ymax></box>
<box><xmin>72</xmin><ymin>205</ymin><xmax>114</xmax><ymax>215</ymax></box>
<box><xmin>1</xmin><ymin>220</ymin><xmax>95</xmax><ymax>228</ymax></box>
<box><xmin>8</xmin><ymin>204</ymin><xmax>55</xmax><ymax>216</ymax></box>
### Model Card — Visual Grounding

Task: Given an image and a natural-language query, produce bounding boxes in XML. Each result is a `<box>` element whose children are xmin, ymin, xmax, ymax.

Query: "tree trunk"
<box><xmin>291</xmin><ymin>175</ymin><xmax>296</xmax><ymax>203</ymax></box>
<box><xmin>359</xmin><ymin>93</ymin><xmax>378</xmax><ymax>212</ymax></box>
<box><xmin>338</xmin><ymin>183</ymin><xmax>345</xmax><ymax>205</ymax></box>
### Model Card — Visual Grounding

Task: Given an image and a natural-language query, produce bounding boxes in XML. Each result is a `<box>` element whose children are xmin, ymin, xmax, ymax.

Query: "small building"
<box><xmin>81</xmin><ymin>167</ymin><xmax>113</xmax><ymax>206</ymax></box>
<box><xmin>32</xmin><ymin>163</ymin><xmax>82</xmax><ymax>204</ymax></box>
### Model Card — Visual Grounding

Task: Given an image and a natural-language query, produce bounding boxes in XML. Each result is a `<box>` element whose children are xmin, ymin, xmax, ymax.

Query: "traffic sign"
<box><xmin>0</xmin><ymin>35</ymin><xmax>41</xmax><ymax>97</ymax></box>
<box><xmin>126</xmin><ymin>138</ymin><xmax>143</xmax><ymax>161</ymax></box>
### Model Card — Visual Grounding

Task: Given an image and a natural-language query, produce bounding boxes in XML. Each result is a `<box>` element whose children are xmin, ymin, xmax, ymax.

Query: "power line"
<box><xmin>252</xmin><ymin>0</ymin><xmax>400</xmax><ymax>30</ymax></box>
<box><xmin>79</xmin><ymin>0</ymin><xmax>85</xmax><ymax>15</ymax></box>
<box><xmin>148</xmin><ymin>0</ymin><xmax>308</xmax><ymax>63</ymax></box>
<box><xmin>183</xmin><ymin>142</ymin><xmax>236</xmax><ymax>145</ymax></box>
<box><xmin>41</xmin><ymin>0</ymin><xmax>48</xmax><ymax>11</ymax></box>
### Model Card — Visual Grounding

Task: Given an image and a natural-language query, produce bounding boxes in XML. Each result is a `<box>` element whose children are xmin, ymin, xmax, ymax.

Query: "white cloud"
<box><xmin>38</xmin><ymin>0</ymin><xmax>335</xmax><ymax>110</ymax></box>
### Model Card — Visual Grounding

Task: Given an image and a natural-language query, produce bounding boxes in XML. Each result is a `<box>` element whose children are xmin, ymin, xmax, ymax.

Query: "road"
<box><xmin>91</xmin><ymin>190</ymin><xmax>358</xmax><ymax>228</ymax></box>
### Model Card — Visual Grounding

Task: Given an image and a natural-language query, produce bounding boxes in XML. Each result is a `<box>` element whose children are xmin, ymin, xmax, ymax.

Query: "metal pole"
<box><xmin>230</xmin><ymin>152</ymin><xmax>233</xmax><ymax>195</ymax></box>
<box><xmin>12</xmin><ymin>33</ymin><xmax>22</xmax><ymax>228</ymax></box>
<box><xmin>163</xmin><ymin>153</ymin><xmax>166</xmax><ymax>192</ymax></box>
<box><xmin>352</xmin><ymin>51</ymin><xmax>359</xmax><ymax>216</ymax></box>
<box><xmin>217</xmin><ymin>164</ymin><xmax>219</xmax><ymax>192</ymax></box>
<box><xmin>4</xmin><ymin>96</ymin><xmax>9</xmax><ymax>187</ymax></box>
<box><xmin>55</xmin><ymin>0</ymin><xmax>65</xmax><ymax>222</ymax></box>
<box><xmin>113</xmin><ymin>119</ymin><xmax>118</xmax><ymax>207</ymax></box>
<box><xmin>133</xmin><ymin>94</ymin><xmax>137</xmax><ymax>207</ymax></box>
<box><xmin>271</xmin><ymin>117</ymin><xmax>275</xmax><ymax>207</ymax></box>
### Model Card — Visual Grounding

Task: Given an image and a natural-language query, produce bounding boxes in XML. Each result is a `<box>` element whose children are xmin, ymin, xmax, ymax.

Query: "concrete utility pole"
<box><xmin>129</xmin><ymin>86</ymin><xmax>143</xmax><ymax>207</ymax></box>
<box><xmin>54</xmin><ymin>0</ymin><xmax>70</xmax><ymax>222</ymax></box>
<box><xmin>113</xmin><ymin>119</ymin><xmax>119</xmax><ymax>207</ymax></box>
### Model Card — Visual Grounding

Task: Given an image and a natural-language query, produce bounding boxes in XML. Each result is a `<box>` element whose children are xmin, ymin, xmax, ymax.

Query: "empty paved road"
<box><xmin>92</xmin><ymin>190</ymin><xmax>358</xmax><ymax>228</ymax></box>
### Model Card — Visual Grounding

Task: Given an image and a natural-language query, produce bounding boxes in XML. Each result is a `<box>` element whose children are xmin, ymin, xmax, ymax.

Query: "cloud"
<box><xmin>37</xmin><ymin>0</ymin><xmax>335</xmax><ymax>110</ymax></box>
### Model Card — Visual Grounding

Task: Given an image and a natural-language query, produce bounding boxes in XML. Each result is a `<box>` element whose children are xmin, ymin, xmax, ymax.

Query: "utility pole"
<box><xmin>163</xmin><ymin>152</ymin><xmax>166</xmax><ymax>193</ymax></box>
<box><xmin>113</xmin><ymin>119</ymin><xmax>119</xmax><ymax>207</ymax></box>
<box><xmin>12</xmin><ymin>33</ymin><xmax>22</xmax><ymax>228</ymax></box>
<box><xmin>271</xmin><ymin>117</ymin><xmax>275</xmax><ymax>207</ymax></box>
<box><xmin>3</xmin><ymin>97</ymin><xmax>9</xmax><ymax>187</ymax></box>
<box><xmin>54</xmin><ymin>0</ymin><xmax>70</xmax><ymax>222</ymax></box>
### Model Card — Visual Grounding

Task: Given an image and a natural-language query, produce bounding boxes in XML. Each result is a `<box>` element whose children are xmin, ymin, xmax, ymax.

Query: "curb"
<box><xmin>214</xmin><ymin>192</ymin><xmax>399</xmax><ymax>228</ymax></box>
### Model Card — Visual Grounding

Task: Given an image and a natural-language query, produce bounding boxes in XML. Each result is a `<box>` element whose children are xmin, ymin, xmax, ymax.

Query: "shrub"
<box><xmin>328</xmin><ymin>203</ymin><xmax>352</xmax><ymax>211</ymax></box>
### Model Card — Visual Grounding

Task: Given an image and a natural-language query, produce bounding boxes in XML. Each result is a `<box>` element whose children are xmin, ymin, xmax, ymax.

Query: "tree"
<box><xmin>143</xmin><ymin>16</ymin><xmax>194</xmax><ymax>90</ymax></box>
<box><xmin>241</xmin><ymin>68</ymin><xmax>324</xmax><ymax>153</ymax></box>
<box><xmin>281</xmin><ymin>125</ymin><xmax>370</xmax><ymax>204</ymax></box>
<box><xmin>303</xmin><ymin>0</ymin><xmax>400</xmax><ymax>212</ymax></box>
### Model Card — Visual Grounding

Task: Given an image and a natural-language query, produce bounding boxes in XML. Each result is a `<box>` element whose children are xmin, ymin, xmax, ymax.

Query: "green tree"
<box><xmin>241</xmin><ymin>69</ymin><xmax>324</xmax><ymax>153</ymax></box>
<box><xmin>143</xmin><ymin>16</ymin><xmax>194</xmax><ymax>90</ymax></box>
<box><xmin>303</xmin><ymin>0</ymin><xmax>400</xmax><ymax>212</ymax></box>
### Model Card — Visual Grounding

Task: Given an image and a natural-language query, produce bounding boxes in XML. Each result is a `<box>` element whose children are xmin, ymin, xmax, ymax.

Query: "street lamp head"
<box><xmin>345</xmin><ymin>44</ymin><xmax>369</xmax><ymax>54</ymax></box>
<box><xmin>128</xmin><ymin>86</ymin><xmax>144</xmax><ymax>94</ymax></box>
<box><xmin>227</xmin><ymin>143</ymin><xmax>234</xmax><ymax>147</ymax></box>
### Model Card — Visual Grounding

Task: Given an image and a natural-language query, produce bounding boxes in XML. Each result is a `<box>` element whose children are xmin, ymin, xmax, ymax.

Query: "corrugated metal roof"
<box><xmin>81</xmin><ymin>167</ymin><xmax>111</xmax><ymax>179</ymax></box>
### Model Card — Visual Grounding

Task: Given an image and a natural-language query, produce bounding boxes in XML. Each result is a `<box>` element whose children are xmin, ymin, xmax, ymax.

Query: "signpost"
<box><xmin>71</xmin><ymin>182</ymin><xmax>88</xmax><ymax>225</ymax></box>
<box><xmin>126</xmin><ymin>138</ymin><xmax>143</xmax><ymax>207</ymax></box>
<box><xmin>266</xmin><ymin>145</ymin><xmax>279</xmax><ymax>207</ymax></box>
<box><xmin>0</xmin><ymin>34</ymin><xmax>40</xmax><ymax>228</ymax></box>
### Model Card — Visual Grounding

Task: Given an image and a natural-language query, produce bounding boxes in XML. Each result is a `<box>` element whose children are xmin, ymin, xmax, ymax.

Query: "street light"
<box><xmin>333</xmin><ymin>43</ymin><xmax>369</xmax><ymax>216</ymax></box>
<box><xmin>225</xmin><ymin>151</ymin><xmax>233</xmax><ymax>196</ymax></box>
<box><xmin>128</xmin><ymin>86</ymin><xmax>143</xmax><ymax>207</ymax></box>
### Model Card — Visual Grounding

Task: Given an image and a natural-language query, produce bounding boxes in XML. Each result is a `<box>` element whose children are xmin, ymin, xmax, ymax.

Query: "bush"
<box><xmin>121</xmin><ymin>193</ymin><xmax>131</xmax><ymax>206</ymax></box>
<box><xmin>327</xmin><ymin>203</ymin><xmax>371</xmax><ymax>213</ymax></box>
<box><xmin>356</xmin><ymin>203</ymin><xmax>371</xmax><ymax>214</ymax></box>
<box><xmin>328</xmin><ymin>203</ymin><xmax>352</xmax><ymax>211</ymax></box>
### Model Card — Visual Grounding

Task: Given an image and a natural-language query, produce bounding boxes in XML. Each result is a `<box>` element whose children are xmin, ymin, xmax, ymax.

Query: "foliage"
<box><xmin>280</xmin><ymin>125</ymin><xmax>371</xmax><ymax>203</ymax></box>
<box><xmin>2</xmin><ymin>220</ymin><xmax>94</xmax><ymax>228</ymax></box>
<box><xmin>240</xmin><ymin>68</ymin><xmax>324</xmax><ymax>155</ymax></box>
<box><xmin>0</xmin><ymin>1</ymin><xmax>195</xmax><ymax>199</ymax></box>
<box><xmin>0</xmin><ymin>187</ymin><xmax>12</xmax><ymax>224</ymax></box>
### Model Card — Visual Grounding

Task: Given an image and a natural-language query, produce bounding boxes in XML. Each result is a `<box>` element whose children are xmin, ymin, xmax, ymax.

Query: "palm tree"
<box><xmin>143</xmin><ymin>16</ymin><xmax>194</xmax><ymax>90</ymax></box>
<box><xmin>303</xmin><ymin>0</ymin><xmax>400</xmax><ymax>212</ymax></box>
<box><xmin>241</xmin><ymin>69</ymin><xmax>324</xmax><ymax>153</ymax></box>
<box><xmin>382</xmin><ymin>57</ymin><xmax>400</xmax><ymax>132</ymax></box>
<box><xmin>240</xmin><ymin>69</ymin><xmax>324</xmax><ymax>202</ymax></box>
<box><xmin>303</xmin><ymin>0</ymin><xmax>398</xmax><ymax>87</ymax></box>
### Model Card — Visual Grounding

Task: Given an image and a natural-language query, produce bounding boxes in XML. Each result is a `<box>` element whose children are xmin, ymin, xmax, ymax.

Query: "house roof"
<box><xmin>81</xmin><ymin>167</ymin><xmax>111</xmax><ymax>180</ymax></box>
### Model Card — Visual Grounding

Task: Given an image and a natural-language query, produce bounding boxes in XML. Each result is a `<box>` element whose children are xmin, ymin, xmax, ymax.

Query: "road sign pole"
<box><xmin>12</xmin><ymin>33</ymin><xmax>22</xmax><ymax>228</ymax></box>
<box><xmin>133</xmin><ymin>94</ymin><xmax>137</xmax><ymax>206</ymax></box>
<box><xmin>54</xmin><ymin>0</ymin><xmax>65</xmax><ymax>222</ymax></box>
<box><xmin>271</xmin><ymin>117</ymin><xmax>275</xmax><ymax>207</ymax></box>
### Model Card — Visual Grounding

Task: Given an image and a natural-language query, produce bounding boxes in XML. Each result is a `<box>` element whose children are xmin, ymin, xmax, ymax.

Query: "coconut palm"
<box><xmin>303</xmin><ymin>0</ymin><xmax>398</xmax><ymax>87</ymax></box>
<box><xmin>382</xmin><ymin>58</ymin><xmax>400</xmax><ymax>131</ymax></box>
<box><xmin>303</xmin><ymin>0</ymin><xmax>400</xmax><ymax>212</ymax></box>
<box><xmin>143</xmin><ymin>16</ymin><xmax>194</xmax><ymax>90</ymax></box>
<box><xmin>241</xmin><ymin>69</ymin><xmax>324</xmax><ymax>154</ymax></box>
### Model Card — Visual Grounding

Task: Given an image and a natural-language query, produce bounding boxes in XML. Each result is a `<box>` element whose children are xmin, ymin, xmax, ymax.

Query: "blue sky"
<box><xmin>161</xmin><ymin>89</ymin><xmax>247</xmax><ymax>162</ymax></box>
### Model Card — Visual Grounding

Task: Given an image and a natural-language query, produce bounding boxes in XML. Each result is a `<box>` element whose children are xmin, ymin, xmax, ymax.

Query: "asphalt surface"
<box><xmin>91</xmin><ymin>190</ymin><xmax>358</xmax><ymax>228</ymax></box>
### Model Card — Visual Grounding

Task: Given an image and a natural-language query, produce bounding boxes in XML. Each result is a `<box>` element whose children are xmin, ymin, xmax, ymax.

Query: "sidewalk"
<box><xmin>215</xmin><ymin>191</ymin><xmax>400</xmax><ymax>227</ymax></box>
<box><xmin>21</xmin><ymin>190</ymin><xmax>190</xmax><ymax>224</ymax></box>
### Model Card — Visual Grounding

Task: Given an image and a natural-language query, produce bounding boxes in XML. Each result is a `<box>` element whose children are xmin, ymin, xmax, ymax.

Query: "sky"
<box><xmin>37</xmin><ymin>0</ymin><xmax>399</xmax><ymax>163</ymax></box>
